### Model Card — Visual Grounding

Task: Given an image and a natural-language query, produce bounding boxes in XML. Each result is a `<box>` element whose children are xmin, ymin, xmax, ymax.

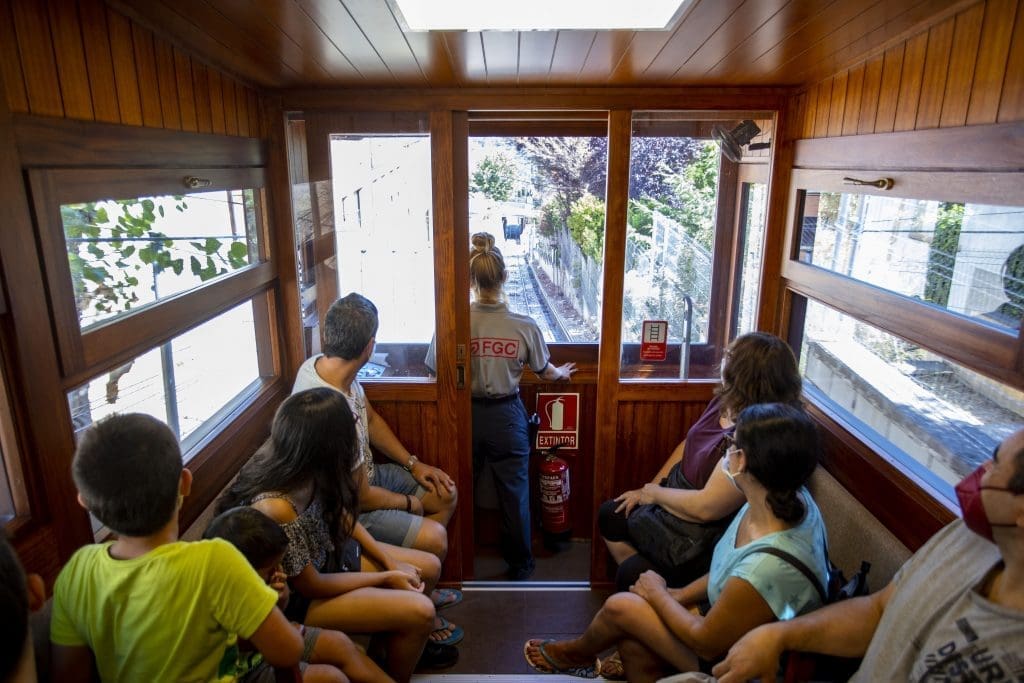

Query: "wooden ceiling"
<box><xmin>111</xmin><ymin>0</ymin><xmax>969</xmax><ymax>91</ymax></box>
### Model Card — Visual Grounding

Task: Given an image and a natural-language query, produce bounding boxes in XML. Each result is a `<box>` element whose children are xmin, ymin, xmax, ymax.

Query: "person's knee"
<box><xmin>415</xmin><ymin>519</ymin><xmax>448</xmax><ymax>559</ymax></box>
<box><xmin>419</xmin><ymin>549</ymin><xmax>442</xmax><ymax>583</ymax></box>
<box><xmin>601</xmin><ymin>591</ymin><xmax>645</xmax><ymax>624</ymax></box>
<box><xmin>615</xmin><ymin>554</ymin><xmax>651</xmax><ymax>592</ymax></box>
<box><xmin>597</xmin><ymin>498</ymin><xmax>627</xmax><ymax>540</ymax></box>
<box><xmin>302</xmin><ymin>664</ymin><xmax>348</xmax><ymax>683</ymax></box>
<box><xmin>405</xmin><ymin>593</ymin><xmax>436</xmax><ymax>633</ymax></box>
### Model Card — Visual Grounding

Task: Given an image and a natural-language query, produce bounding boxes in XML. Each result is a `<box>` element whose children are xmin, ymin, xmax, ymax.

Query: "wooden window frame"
<box><xmin>8</xmin><ymin>115</ymin><xmax>289</xmax><ymax>549</ymax></box>
<box><xmin>779</xmin><ymin>123</ymin><xmax>1024</xmax><ymax>547</ymax></box>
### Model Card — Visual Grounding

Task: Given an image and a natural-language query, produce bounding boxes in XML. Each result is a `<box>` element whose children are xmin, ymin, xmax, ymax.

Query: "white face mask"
<box><xmin>722</xmin><ymin>449</ymin><xmax>742</xmax><ymax>490</ymax></box>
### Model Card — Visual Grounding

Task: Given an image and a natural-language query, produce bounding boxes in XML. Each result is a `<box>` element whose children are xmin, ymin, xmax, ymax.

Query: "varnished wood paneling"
<box><xmin>131</xmin><ymin>23</ymin><xmax>163</xmax><ymax>128</ymax></box>
<box><xmin>47</xmin><ymin>0</ymin><xmax>93</xmax><ymax>121</ymax></box>
<box><xmin>78</xmin><ymin>0</ymin><xmax>121</xmax><ymax>124</ymax></box>
<box><xmin>968</xmin><ymin>0</ymin><xmax>1017</xmax><ymax>124</ymax></box>
<box><xmin>153</xmin><ymin>39</ymin><xmax>181</xmax><ymax>130</ymax></box>
<box><xmin>192</xmin><ymin>62</ymin><xmax>213</xmax><ymax>134</ymax></box>
<box><xmin>843</xmin><ymin>63</ymin><xmax>864</xmax><ymax>135</ymax></box>
<box><xmin>916</xmin><ymin>17</ymin><xmax>954</xmax><ymax>129</ymax></box>
<box><xmin>893</xmin><ymin>32</ymin><xmax>927</xmax><ymax>132</ymax></box>
<box><xmin>814</xmin><ymin>78</ymin><xmax>833</xmax><ymax>138</ymax></box>
<box><xmin>12</xmin><ymin>0</ymin><xmax>63</xmax><ymax>116</ymax></box>
<box><xmin>2</xmin><ymin>1</ymin><xmax>263</xmax><ymax>138</ymax></box>
<box><xmin>828</xmin><ymin>71</ymin><xmax>848</xmax><ymax>138</ymax></box>
<box><xmin>875</xmin><ymin>44</ymin><xmax>904</xmax><ymax>133</ymax></box>
<box><xmin>107</xmin><ymin>6</ymin><xmax>143</xmax><ymax>126</ymax></box>
<box><xmin>0</xmin><ymin>1</ymin><xmax>28</xmax><ymax>113</ymax></box>
<box><xmin>858</xmin><ymin>53</ymin><xmax>884</xmax><ymax>134</ymax></box>
<box><xmin>999</xmin><ymin>0</ymin><xmax>1024</xmax><ymax>121</ymax></box>
<box><xmin>940</xmin><ymin>3</ymin><xmax>984</xmax><ymax>127</ymax></box>
<box><xmin>791</xmin><ymin>0</ymin><xmax>1024</xmax><ymax>138</ymax></box>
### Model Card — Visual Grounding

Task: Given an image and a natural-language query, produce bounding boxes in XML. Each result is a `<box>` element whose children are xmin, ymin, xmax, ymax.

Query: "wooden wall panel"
<box><xmin>1</xmin><ymin>0</ymin><xmax>263</xmax><ymax>138</ymax></box>
<box><xmin>790</xmin><ymin>0</ymin><xmax>1024</xmax><ymax>138</ymax></box>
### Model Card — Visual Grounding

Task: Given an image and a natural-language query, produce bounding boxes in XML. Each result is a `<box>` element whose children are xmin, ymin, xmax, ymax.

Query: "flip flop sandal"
<box><xmin>431</xmin><ymin>587</ymin><xmax>463</xmax><ymax>610</ymax></box>
<box><xmin>430</xmin><ymin>616</ymin><xmax>464</xmax><ymax>646</ymax></box>
<box><xmin>523</xmin><ymin>638</ymin><xmax>598</xmax><ymax>678</ymax></box>
<box><xmin>598</xmin><ymin>650</ymin><xmax>625</xmax><ymax>680</ymax></box>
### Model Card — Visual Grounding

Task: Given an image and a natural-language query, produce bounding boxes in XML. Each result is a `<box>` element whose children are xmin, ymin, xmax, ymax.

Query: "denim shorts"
<box><xmin>358</xmin><ymin>463</ymin><xmax>427</xmax><ymax>548</ymax></box>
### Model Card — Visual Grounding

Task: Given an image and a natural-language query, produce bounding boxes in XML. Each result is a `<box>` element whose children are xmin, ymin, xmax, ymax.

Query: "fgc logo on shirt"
<box><xmin>471</xmin><ymin>337</ymin><xmax>520</xmax><ymax>359</ymax></box>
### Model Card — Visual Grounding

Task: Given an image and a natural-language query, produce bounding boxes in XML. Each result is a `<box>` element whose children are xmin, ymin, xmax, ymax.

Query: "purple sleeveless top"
<box><xmin>679</xmin><ymin>396</ymin><xmax>733</xmax><ymax>489</ymax></box>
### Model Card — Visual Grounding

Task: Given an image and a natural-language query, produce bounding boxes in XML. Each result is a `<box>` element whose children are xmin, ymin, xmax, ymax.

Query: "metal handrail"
<box><xmin>680</xmin><ymin>294</ymin><xmax>693</xmax><ymax>380</ymax></box>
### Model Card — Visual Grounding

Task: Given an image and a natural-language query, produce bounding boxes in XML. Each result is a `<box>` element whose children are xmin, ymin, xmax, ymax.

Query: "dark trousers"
<box><xmin>472</xmin><ymin>398</ymin><xmax>533</xmax><ymax>570</ymax></box>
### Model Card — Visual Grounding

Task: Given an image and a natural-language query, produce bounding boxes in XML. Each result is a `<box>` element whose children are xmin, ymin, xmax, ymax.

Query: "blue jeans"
<box><xmin>473</xmin><ymin>398</ymin><xmax>533</xmax><ymax>569</ymax></box>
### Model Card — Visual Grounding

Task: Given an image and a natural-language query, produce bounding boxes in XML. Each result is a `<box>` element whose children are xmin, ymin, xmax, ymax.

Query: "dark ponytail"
<box><xmin>734</xmin><ymin>403</ymin><xmax>819</xmax><ymax>524</ymax></box>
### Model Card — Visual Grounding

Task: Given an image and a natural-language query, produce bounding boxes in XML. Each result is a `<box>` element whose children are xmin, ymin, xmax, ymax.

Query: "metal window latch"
<box><xmin>842</xmin><ymin>176</ymin><xmax>894</xmax><ymax>190</ymax></box>
<box><xmin>183</xmin><ymin>176</ymin><xmax>212</xmax><ymax>189</ymax></box>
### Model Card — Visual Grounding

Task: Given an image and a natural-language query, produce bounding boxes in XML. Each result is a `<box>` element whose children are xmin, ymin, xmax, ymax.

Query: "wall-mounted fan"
<box><xmin>712</xmin><ymin>120</ymin><xmax>770</xmax><ymax>162</ymax></box>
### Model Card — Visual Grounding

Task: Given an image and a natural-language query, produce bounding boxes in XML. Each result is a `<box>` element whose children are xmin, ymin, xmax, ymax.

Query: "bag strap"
<box><xmin>751</xmin><ymin>547</ymin><xmax>828</xmax><ymax>604</ymax></box>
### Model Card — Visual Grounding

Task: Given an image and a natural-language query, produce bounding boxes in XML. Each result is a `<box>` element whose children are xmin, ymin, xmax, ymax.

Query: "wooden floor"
<box><xmin>473</xmin><ymin>537</ymin><xmax>592</xmax><ymax>582</ymax></box>
<box><xmin>427</xmin><ymin>587</ymin><xmax>612</xmax><ymax>676</ymax></box>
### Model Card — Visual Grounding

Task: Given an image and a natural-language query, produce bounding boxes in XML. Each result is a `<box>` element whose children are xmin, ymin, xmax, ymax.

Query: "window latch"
<box><xmin>183</xmin><ymin>176</ymin><xmax>212</xmax><ymax>189</ymax></box>
<box><xmin>842</xmin><ymin>176</ymin><xmax>894</xmax><ymax>190</ymax></box>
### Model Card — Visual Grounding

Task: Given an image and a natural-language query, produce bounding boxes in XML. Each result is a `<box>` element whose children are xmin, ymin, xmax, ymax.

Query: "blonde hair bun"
<box><xmin>471</xmin><ymin>232</ymin><xmax>496</xmax><ymax>254</ymax></box>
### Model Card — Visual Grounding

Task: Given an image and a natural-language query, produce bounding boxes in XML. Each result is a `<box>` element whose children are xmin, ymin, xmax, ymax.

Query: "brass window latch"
<box><xmin>842</xmin><ymin>176</ymin><xmax>894</xmax><ymax>190</ymax></box>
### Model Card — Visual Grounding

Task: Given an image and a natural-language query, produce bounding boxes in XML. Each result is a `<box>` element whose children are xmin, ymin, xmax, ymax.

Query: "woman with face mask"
<box><xmin>525</xmin><ymin>403</ymin><xmax>828</xmax><ymax>682</ymax></box>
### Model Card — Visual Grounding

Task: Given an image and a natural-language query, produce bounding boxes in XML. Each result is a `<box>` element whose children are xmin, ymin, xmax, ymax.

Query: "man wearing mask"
<box><xmin>713</xmin><ymin>427</ymin><xmax>1024</xmax><ymax>682</ymax></box>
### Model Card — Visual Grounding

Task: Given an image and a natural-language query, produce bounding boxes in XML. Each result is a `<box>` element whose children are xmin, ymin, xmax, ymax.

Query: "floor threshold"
<box><xmin>462</xmin><ymin>580</ymin><xmax>590</xmax><ymax>590</ymax></box>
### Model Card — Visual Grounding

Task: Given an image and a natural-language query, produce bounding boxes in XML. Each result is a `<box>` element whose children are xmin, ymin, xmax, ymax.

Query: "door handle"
<box><xmin>456</xmin><ymin>364</ymin><xmax>465</xmax><ymax>390</ymax></box>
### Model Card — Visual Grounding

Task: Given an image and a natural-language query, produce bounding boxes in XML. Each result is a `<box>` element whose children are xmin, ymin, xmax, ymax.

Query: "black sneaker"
<box><xmin>507</xmin><ymin>561</ymin><xmax>536</xmax><ymax>581</ymax></box>
<box><xmin>417</xmin><ymin>641</ymin><xmax>459</xmax><ymax>670</ymax></box>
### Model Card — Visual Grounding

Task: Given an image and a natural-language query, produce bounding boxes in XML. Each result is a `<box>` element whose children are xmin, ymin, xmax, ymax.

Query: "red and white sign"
<box><xmin>640</xmin><ymin>320</ymin><xmax>669</xmax><ymax>361</ymax></box>
<box><xmin>535</xmin><ymin>393</ymin><xmax>579</xmax><ymax>450</ymax></box>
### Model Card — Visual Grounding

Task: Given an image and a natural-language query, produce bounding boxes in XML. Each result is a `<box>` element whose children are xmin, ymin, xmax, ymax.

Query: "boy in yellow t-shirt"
<box><xmin>50</xmin><ymin>413</ymin><xmax>305</xmax><ymax>683</ymax></box>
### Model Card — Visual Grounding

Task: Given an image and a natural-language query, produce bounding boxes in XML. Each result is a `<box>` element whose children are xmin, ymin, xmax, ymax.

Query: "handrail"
<box><xmin>680</xmin><ymin>294</ymin><xmax>693</xmax><ymax>380</ymax></box>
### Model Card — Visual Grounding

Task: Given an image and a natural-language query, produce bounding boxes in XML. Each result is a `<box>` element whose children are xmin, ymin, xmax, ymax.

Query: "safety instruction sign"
<box><xmin>536</xmin><ymin>393</ymin><xmax>580</xmax><ymax>450</ymax></box>
<box><xmin>640</xmin><ymin>320</ymin><xmax>669</xmax><ymax>361</ymax></box>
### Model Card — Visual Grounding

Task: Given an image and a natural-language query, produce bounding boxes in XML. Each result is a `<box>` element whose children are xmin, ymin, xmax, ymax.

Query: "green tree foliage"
<box><xmin>471</xmin><ymin>153</ymin><xmax>516</xmax><ymax>202</ymax></box>
<box><xmin>567</xmin><ymin>192</ymin><xmax>605</xmax><ymax>261</ymax></box>
<box><xmin>923</xmin><ymin>202</ymin><xmax>964</xmax><ymax>307</ymax></box>
<box><xmin>62</xmin><ymin>194</ymin><xmax>252</xmax><ymax>320</ymax></box>
<box><xmin>668</xmin><ymin>141</ymin><xmax>719</xmax><ymax>251</ymax></box>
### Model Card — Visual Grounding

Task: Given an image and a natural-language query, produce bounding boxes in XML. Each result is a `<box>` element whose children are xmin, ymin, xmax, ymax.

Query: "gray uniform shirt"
<box><xmin>853</xmin><ymin>519</ymin><xmax>1024</xmax><ymax>681</ymax></box>
<box><xmin>426</xmin><ymin>301</ymin><xmax>550</xmax><ymax>397</ymax></box>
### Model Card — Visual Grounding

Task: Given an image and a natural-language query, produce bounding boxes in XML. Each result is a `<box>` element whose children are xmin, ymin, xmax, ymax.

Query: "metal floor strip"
<box><xmin>412</xmin><ymin>675</ymin><xmax>584</xmax><ymax>682</ymax></box>
<box><xmin>462</xmin><ymin>580</ymin><xmax>590</xmax><ymax>591</ymax></box>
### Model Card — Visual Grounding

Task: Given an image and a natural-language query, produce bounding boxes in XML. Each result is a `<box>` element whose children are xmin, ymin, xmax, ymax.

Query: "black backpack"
<box><xmin>753</xmin><ymin>546</ymin><xmax>871</xmax><ymax>682</ymax></box>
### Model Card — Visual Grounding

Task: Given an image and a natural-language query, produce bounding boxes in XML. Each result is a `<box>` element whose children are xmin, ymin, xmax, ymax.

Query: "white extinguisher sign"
<box><xmin>536</xmin><ymin>393</ymin><xmax>579</xmax><ymax>450</ymax></box>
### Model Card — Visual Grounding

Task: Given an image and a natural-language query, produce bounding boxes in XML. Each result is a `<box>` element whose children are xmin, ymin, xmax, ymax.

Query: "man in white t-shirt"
<box><xmin>711</xmin><ymin>426</ymin><xmax>1024</xmax><ymax>682</ymax></box>
<box><xmin>293</xmin><ymin>293</ymin><xmax>457</xmax><ymax>562</ymax></box>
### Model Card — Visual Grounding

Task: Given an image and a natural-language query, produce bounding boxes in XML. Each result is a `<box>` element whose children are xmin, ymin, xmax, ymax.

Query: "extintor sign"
<box><xmin>535</xmin><ymin>393</ymin><xmax>580</xmax><ymax>450</ymax></box>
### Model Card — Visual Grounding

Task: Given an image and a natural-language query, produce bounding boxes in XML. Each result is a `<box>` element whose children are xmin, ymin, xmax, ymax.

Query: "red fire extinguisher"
<box><xmin>538</xmin><ymin>444</ymin><xmax>571</xmax><ymax>549</ymax></box>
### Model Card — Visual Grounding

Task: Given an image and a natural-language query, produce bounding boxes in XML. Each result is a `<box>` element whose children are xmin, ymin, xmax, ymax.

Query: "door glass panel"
<box><xmin>798</xmin><ymin>192</ymin><xmax>1024</xmax><ymax>331</ymax></box>
<box><xmin>321</xmin><ymin>133</ymin><xmax>435</xmax><ymax>377</ymax></box>
<box><xmin>67</xmin><ymin>300</ymin><xmax>263</xmax><ymax>457</ymax></box>
<box><xmin>61</xmin><ymin>189</ymin><xmax>260</xmax><ymax>331</ymax></box>
<box><xmin>794</xmin><ymin>296</ymin><xmax>1023</xmax><ymax>498</ymax></box>
<box><xmin>468</xmin><ymin>136</ymin><xmax>608</xmax><ymax>343</ymax></box>
<box><xmin>620</xmin><ymin>112</ymin><xmax>769</xmax><ymax>379</ymax></box>
<box><xmin>734</xmin><ymin>182</ymin><xmax>767</xmax><ymax>335</ymax></box>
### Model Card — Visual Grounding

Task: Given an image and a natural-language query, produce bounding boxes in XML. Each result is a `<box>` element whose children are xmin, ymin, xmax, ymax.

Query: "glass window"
<box><xmin>619</xmin><ymin>112</ymin><xmax>773</xmax><ymax>379</ymax></box>
<box><xmin>798</xmin><ymin>192</ymin><xmax>1024</xmax><ymax>332</ymax></box>
<box><xmin>318</xmin><ymin>134</ymin><xmax>435</xmax><ymax>377</ymax></box>
<box><xmin>67</xmin><ymin>300</ymin><xmax>262</xmax><ymax>457</ymax></box>
<box><xmin>62</xmin><ymin>189</ymin><xmax>260</xmax><ymax>330</ymax></box>
<box><xmin>734</xmin><ymin>182</ymin><xmax>767</xmax><ymax>335</ymax></box>
<box><xmin>794</xmin><ymin>296</ymin><xmax>1023</xmax><ymax>497</ymax></box>
<box><xmin>468</xmin><ymin>135</ymin><xmax>608</xmax><ymax>343</ymax></box>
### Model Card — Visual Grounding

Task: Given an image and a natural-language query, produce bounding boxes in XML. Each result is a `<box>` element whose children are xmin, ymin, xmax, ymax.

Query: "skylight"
<box><xmin>392</xmin><ymin>0</ymin><xmax>689</xmax><ymax>31</ymax></box>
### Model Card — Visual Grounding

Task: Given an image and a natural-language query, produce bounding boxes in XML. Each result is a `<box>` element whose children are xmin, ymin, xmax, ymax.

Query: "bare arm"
<box><xmin>635</xmin><ymin>572</ymin><xmax>777</xmax><ymax>661</ymax></box>
<box><xmin>289</xmin><ymin>561</ymin><xmax>421</xmax><ymax>598</ymax></box>
<box><xmin>642</xmin><ymin>459</ymin><xmax>746</xmax><ymax>523</ymax></box>
<box><xmin>538</xmin><ymin>362</ymin><xmax>576</xmax><ymax>381</ymax></box>
<box><xmin>356</xmin><ymin>461</ymin><xmax>423</xmax><ymax>514</ymax></box>
<box><xmin>246</xmin><ymin>607</ymin><xmax>304</xmax><ymax>668</ymax></box>
<box><xmin>713</xmin><ymin>580</ymin><xmax>896</xmax><ymax>682</ymax></box>
<box><xmin>52</xmin><ymin>644</ymin><xmax>96</xmax><ymax>683</ymax></box>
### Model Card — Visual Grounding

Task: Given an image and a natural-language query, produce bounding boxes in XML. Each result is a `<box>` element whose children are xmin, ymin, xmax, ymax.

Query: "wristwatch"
<box><xmin>404</xmin><ymin>455</ymin><xmax>418</xmax><ymax>472</ymax></box>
